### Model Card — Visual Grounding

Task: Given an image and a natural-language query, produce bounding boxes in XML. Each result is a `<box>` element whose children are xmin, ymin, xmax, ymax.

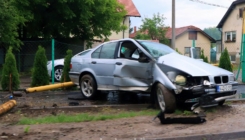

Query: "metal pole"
<box><xmin>242</xmin><ymin>10</ymin><xmax>245</xmax><ymax>82</ymax></box>
<box><xmin>52</xmin><ymin>39</ymin><xmax>55</xmax><ymax>84</ymax></box>
<box><xmin>171</xmin><ymin>0</ymin><xmax>176</xmax><ymax>50</ymax></box>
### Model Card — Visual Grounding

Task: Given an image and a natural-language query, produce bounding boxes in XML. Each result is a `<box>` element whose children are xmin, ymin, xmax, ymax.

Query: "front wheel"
<box><xmin>156</xmin><ymin>83</ymin><xmax>176</xmax><ymax>113</ymax></box>
<box><xmin>80</xmin><ymin>74</ymin><xmax>97</xmax><ymax>99</ymax></box>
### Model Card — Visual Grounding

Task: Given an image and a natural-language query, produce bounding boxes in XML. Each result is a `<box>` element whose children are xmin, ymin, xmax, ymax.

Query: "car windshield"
<box><xmin>138</xmin><ymin>41</ymin><xmax>176</xmax><ymax>58</ymax></box>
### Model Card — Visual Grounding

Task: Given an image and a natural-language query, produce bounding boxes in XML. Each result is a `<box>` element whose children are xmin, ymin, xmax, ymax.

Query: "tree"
<box><xmin>203</xmin><ymin>27</ymin><xmax>221</xmax><ymax>40</ymax></box>
<box><xmin>200</xmin><ymin>49</ymin><xmax>208</xmax><ymax>63</ymax></box>
<box><xmin>14</xmin><ymin>0</ymin><xmax>127</xmax><ymax>47</ymax></box>
<box><xmin>135</xmin><ymin>13</ymin><xmax>169</xmax><ymax>44</ymax></box>
<box><xmin>1</xmin><ymin>47</ymin><xmax>20</xmax><ymax>91</ymax></box>
<box><xmin>0</xmin><ymin>0</ymin><xmax>26</xmax><ymax>48</ymax></box>
<box><xmin>31</xmin><ymin>46</ymin><xmax>49</xmax><ymax>87</ymax></box>
<box><xmin>219</xmin><ymin>48</ymin><xmax>232</xmax><ymax>72</ymax></box>
<box><xmin>61</xmin><ymin>49</ymin><xmax>73</xmax><ymax>82</ymax></box>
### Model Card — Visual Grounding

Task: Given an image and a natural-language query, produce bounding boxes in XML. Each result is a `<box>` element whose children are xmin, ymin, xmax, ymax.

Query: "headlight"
<box><xmin>230</xmin><ymin>75</ymin><xmax>235</xmax><ymax>81</ymax></box>
<box><xmin>175</xmin><ymin>75</ymin><xmax>186</xmax><ymax>85</ymax></box>
<box><xmin>47</xmin><ymin>61</ymin><xmax>51</xmax><ymax>65</ymax></box>
<box><xmin>203</xmin><ymin>80</ymin><xmax>211</xmax><ymax>86</ymax></box>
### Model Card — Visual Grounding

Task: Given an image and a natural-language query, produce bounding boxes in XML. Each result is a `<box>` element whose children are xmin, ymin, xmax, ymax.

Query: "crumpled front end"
<box><xmin>156</xmin><ymin>61</ymin><xmax>238</xmax><ymax>108</ymax></box>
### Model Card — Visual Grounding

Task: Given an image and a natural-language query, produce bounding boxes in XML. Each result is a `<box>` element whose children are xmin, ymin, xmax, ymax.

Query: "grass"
<box><xmin>18</xmin><ymin>109</ymin><xmax>159</xmax><ymax>125</ymax></box>
<box><xmin>174</xmin><ymin>109</ymin><xmax>194</xmax><ymax>116</ymax></box>
<box><xmin>24</xmin><ymin>126</ymin><xmax>30</xmax><ymax>133</ymax></box>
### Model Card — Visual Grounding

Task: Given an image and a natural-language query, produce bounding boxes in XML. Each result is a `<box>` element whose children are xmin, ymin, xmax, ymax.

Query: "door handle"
<box><xmin>91</xmin><ymin>61</ymin><xmax>97</xmax><ymax>64</ymax></box>
<box><xmin>115</xmin><ymin>62</ymin><xmax>122</xmax><ymax>65</ymax></box>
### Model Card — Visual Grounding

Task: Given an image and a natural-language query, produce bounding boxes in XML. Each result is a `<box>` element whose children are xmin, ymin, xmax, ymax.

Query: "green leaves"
<box><xmin>0</xmin><ymin>0</ymin><xmax>26</xmax><ymax>48</ymax></box>
<box><xmin>135</xmin><ymin>13</ymin><xmax>169</xmax><ymax>45</ymax></box>
<box><xmin>14</xmin><ymin>0</ymin><xmax>126</xmax><ymax>43</ymax></box>
<box><xmin>31</xmin><ymin>46</ymin><xmax>49</xmax><ymax>87</ymax></box>
<box><xmin>219</xmin><ymin>48</ymin><xmax>233</xmax><ymax>72</ymax></box>
<box><xmin>61</xmin><ymin>49</ymin><xmax>73</xmax><ymax>82</ymax></box>
<box><xmin>1</xmin><ymin>47</ymin><xmax>20</xmax><ymax>91</ymax></box>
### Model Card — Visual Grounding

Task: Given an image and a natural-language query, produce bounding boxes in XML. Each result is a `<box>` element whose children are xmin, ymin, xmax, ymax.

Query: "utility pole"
<box><xmin>171</xmin><ymin>0</ymin><xmax>176</xmax><ymax>49</ymax></box>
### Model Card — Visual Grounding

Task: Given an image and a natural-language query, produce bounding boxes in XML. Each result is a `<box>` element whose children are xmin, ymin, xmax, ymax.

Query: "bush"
<box><xmin>1</xmin><ymin>47</ymin><xmax>20</xmax><ymax>91</ymax></box>
<box><xmin>31</xmin><ymin>46</ymin><xmax>49</xmax><ymax>87</ymax></box>
<box><xmin>61</xmin><ymin>49</ymin><xmax>73</xmax><ymax>82</ymax></box>
<box><xmin>200</xmin><ymin>49</ymin><xmax>208</xmax><ymax>63</ymax></box>
<box><xmin>219</xmin><ymin>48</ymin><xmax>232</xmax><ymax>72</ymax></box>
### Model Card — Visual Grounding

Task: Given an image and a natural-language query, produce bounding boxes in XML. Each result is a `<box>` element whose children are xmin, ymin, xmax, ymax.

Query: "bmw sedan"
<box><xmin>69</xmin><ymin>38</ymin><xmax>237</xmax><ymax>113</ymax></box>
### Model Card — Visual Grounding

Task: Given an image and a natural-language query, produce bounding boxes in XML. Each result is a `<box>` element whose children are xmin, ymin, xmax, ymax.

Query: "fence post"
<box><xmin>52</xmin><ymin>39</ymin><xmax>55</xmax><ymax>84</ymax></box>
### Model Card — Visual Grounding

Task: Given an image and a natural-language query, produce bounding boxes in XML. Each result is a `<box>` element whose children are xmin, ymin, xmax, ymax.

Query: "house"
<box><xmin>217</xmin><ymin>0</ymin><xmax>244</xmax><ymax>63</ymax></box>
<box><xmin>130</xmin><ymin>25</ymin><xmax>215</xmax><ymax>60</ymax></box>
<box><xmin>217</xmin><ymin>0</ymin><xmax>245</xmax><ymax>63</ymax></box>
<box><xmin>109</xmin><ymin>0</ymin><xmax>141</xmax><ymax>40</ymax></box>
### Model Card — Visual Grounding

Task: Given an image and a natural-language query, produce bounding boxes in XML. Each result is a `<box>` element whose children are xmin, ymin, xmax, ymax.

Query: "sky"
<box><xmin>130</xmin><ymin>0</ymin><xmax>234</xmax><ymax>30</ymax></box>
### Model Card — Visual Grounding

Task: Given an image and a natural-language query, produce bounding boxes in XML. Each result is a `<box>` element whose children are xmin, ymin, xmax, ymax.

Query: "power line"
<box><xmin>189</xmin><ymin>0</ymin><xmax>229</xmax><ymax>8</ymax></box>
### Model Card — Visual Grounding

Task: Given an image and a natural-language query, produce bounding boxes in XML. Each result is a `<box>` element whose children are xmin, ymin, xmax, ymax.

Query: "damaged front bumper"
<box><xmin>177</xmin><ymin>83</ymin><xmax>238</xmax><ymax>108</ymax></box>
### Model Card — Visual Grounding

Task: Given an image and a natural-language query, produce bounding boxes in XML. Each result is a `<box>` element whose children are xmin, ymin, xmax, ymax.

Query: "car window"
<box><xmin>119</xmin><ymin>41</ymin><xmax>139</xmax><ymax>59</ymax></box>
<box><xmin>91</xmin><ymin>42</ymin><xmax>117</xmax><ymax>59</ymax></box>
<box><xmin>91</xmin><ymin>47</ymin><xmax>102</xmax><ymax>58</ymax></box>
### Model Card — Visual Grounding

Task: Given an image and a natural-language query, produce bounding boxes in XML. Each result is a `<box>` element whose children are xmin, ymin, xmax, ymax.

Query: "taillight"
<box><xmin>70</xmin><ymin>64</ymin><xmax>72</xmax><ymax>69</ymax></box>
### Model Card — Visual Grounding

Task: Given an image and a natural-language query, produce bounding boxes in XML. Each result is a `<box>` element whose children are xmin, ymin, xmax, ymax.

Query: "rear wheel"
<box><xmin>156</xmin><ymin>83</ymin><xmax>176</xmax><ymax>113</ymax></box>
<box><xmin>80</xmin><ymin>74</ymin><xmax>97</xmax><ymax>99</ymax></box>
<box><xmin>54</xmin><ymin>66</ymin><xmax>63</xmax><ymax>82</ymax></box>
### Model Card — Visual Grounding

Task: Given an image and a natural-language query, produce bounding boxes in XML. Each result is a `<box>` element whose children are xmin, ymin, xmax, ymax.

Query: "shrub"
<box><xmin>219</xmin><ymin>48</ymin><xmax>232</xmax><ymax>72</ymax></box>
<box><xmin>1</xmin><ymin>47</ymin><xmax>20</xmax><ymax>91</ymax></box>
<box><xmin>200</xmin><ymin>49</ymin><xmax>208</xmax><ymax>63</ymax></box>
<box><xmin>61</xmin><ymin>49</ymin><xmax>73</xmax><ymax>82</ymax></box>
<box><xmin>31</xmin><ymin>46</ymin><xmax>49</xmax><ymax>87</ymax></box>
<box><xmin>175</xmin><ymin>48</ymin><xmax>182</xmax><ymax>55</ymax></box>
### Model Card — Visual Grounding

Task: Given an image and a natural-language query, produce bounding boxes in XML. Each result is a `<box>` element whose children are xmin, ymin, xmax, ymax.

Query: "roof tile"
<box><xmin>118</xmin><ymin>0</ymin><xmax>141</xmax><ymax>17</ymax></box>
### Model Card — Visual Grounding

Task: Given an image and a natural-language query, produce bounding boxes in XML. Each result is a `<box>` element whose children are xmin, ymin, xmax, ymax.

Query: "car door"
<box><xmin>113</xmin><ymin>41</ymin><xmax>153</xmax><ymax>91</ymax></box>
<box><xmin>90</xmin><ymin>42</ymin><xmax>118</xmax><ymax>87</ymax></box>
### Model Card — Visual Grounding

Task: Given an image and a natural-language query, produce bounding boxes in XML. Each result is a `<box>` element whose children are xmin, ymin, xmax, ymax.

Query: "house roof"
<box><xmin>217</xmin><ymin>0</ymin><xmax>245</xmax><ymax>28</ymax></box>
<box><xmin>166</xmin><ymin>25</ymin><xmax>216</xmax><ymax>42</ymax></box>
<box><xmin>117</xmin><ymin>0</ymin><xmax>141</xmax><ymax>17</ymax></box>
<box><xmin>129</xmin><ymin>25</ymin><xmax>215</xmax><ymax>42</ymax></box>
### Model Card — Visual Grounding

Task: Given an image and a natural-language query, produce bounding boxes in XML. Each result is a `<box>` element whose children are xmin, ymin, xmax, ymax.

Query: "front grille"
<box><xmin>214</xmin><ymin>76</ymin><xmax>229</xmax><ymax>84</ymax></box>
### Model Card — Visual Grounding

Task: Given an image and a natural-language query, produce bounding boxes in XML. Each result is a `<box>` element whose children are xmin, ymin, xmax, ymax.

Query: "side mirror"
<box><xmin>138</xmin><ymin>56</ymin><xmax>149</xmax><ymax>63</ymax></box>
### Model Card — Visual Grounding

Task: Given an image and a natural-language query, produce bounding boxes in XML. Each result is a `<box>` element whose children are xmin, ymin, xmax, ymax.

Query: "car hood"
<box><xmin>157</xmin><ymin>53</ymin><xmax>233</xmax><ymax>76</ymax></box>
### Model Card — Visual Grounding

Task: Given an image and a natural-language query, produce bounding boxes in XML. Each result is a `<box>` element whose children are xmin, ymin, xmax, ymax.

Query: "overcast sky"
<box><xmin>131</xmin><ymin>0</ymin><xmax>234</xmax><ymax>30</ymax></box>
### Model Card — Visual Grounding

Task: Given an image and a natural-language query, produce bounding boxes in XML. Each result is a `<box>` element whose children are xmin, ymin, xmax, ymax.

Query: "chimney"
<box><xmin>134</xmin><ymin>26</ymin><xmax>137</xmax><ymax>33</ymax></box>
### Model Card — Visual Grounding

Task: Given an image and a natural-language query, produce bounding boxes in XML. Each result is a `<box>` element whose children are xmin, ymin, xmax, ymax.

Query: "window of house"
<box><xmin>188</xmin><ymin>31</ymin><xmax>197</xmax><ymax>40</ymax></box>
<box><xmin>225</xmin><ymin>31</ymin><xmax>236</xmax><ymax>42</ymax></box>
<box><xmin>184</xmin><ymin>47</ymin><xmax>191</xmax><ymax>57</ymax></box>
<box><xmin>230</xmin><ymin>55</ymin><xmax>236</xmax><ymax>62</ymax></box>
<box><xmin>239</xmin><ymin>8</ymin><xmax>243</xmax><ymax>18</ymax></box>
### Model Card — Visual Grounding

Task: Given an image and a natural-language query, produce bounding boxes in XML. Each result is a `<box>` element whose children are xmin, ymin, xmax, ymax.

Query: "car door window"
<box><xmin>100</xmin><ymin>42</ymin><xmax>117</xmax><ymax>59</ymax></box>
<box><xmin>119</xmin><ymin>41</ymin><xmax>139</xmax><ymax>59</ymax></box>
<box><xmin>92</xmin><ymin>47</ymin><xmax>102</xmax><ymax>58</ymax></box>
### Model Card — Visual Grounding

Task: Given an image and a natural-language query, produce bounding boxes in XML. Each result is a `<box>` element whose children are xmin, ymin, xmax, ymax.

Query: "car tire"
<box><xmin>54</xmin><ymin>66</ymin><xmax>63</xmax><ymax>82</ymax></box>
<box><xmin>80</xmin><ymin>74</ymin><xmax>97</xmax><ymax>99</ymax></box>
<box><xmin>218</xmin><ymin>100</ymin><xmax>225</xmax><ymax>106</ymax></box>
<box><xmin>155</xmin><ymin>83</ymin><xmax>176</xmax><ymax>113</ymax></box>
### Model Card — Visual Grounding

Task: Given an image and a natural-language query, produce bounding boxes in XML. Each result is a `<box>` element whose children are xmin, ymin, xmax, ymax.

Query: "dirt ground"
<box><xmin>0</xmin><ymin>102</ymin><xmax>245</xmax><ymax>140</ymax></box>
<box><xmin>1</xmin><ymin>76</ymin><xmax>245</xmax><ymax>139</ymax></box>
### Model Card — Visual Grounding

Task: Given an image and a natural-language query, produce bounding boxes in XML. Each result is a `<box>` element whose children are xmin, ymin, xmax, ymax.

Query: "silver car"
<box><xmin>69</xmin><ymin>38</ymin><xmax>237</xmax><ymax>113</ymax></box>
<box><xmin>47</xmin><ymin>49</ymin><xmax>91</xmax><ymax>81</ymax></box>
